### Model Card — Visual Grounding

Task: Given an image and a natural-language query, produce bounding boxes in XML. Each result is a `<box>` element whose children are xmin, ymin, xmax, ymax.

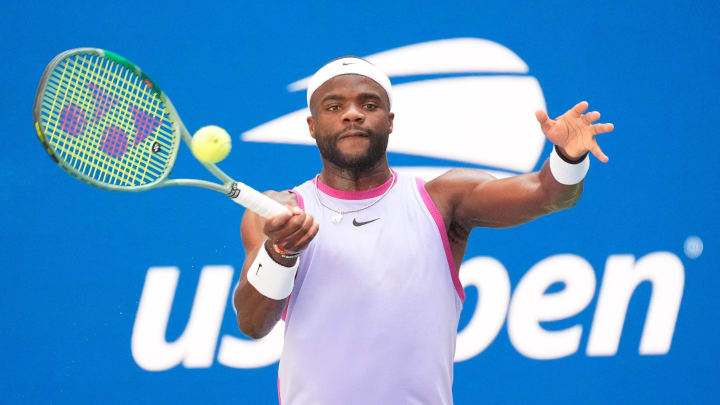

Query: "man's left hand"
<box><xmin>535</xmin><ymin>101</ymin><xmax>615</xmax><ymax>162</ymax></box>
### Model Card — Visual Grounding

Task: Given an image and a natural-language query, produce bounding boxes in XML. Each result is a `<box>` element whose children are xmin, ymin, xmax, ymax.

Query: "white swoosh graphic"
<box><xmin>242</xmin><ymin>38</ymin><xmax>547</xmax><ymax>177</ymax></box>
<box><xmin>288</xmin><ymin>38</ymin><xmax>529</xmax><ymax>91</ymax></box>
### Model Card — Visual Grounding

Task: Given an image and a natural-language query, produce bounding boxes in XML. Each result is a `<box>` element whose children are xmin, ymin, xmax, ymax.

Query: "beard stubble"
<box><xmin>315</xmin><ymin>125</ymin><xmax>389</xmax><ymax>172</ymax></box>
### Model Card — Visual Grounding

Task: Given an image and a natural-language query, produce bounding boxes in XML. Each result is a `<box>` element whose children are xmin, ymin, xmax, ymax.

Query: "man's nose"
<box><xmin>342</xmin><ymin>104</ymin><xmax>365</xmax><ymax>123</ymax></box>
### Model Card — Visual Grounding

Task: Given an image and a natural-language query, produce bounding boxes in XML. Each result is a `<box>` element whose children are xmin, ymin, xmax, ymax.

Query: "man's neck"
<box><xmin>319</xmin><ymin>158</ymin><xmax>391</xmax><ymax>191</ymax></box>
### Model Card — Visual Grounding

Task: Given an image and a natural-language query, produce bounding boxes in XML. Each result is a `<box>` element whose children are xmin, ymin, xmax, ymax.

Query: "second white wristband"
<box><xmin>549</xmin><ymin>147</ymin><xmax>590</xmax><ymax>185</ymax></box>
<box><xmin>246</xmin><ymin>242</ymin><xmax>299</xmax><ymax>300</ymax></box>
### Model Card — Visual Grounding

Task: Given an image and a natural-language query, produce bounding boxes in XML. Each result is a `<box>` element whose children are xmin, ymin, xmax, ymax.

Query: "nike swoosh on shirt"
<box><xmin>353</xmin><ymin>218</ymin><xmax>380</xmax><ymax>227</ymax></box>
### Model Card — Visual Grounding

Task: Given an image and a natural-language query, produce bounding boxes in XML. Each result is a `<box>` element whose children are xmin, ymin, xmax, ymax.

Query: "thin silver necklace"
<box><xmin>314</xmin><ymin>170</ymin><xmax>396</xmax><ymax>224</ymax></box>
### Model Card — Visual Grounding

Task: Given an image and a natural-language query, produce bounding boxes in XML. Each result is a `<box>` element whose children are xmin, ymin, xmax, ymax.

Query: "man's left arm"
<box><xmin>426</xmin><ymin>101</ymin><xmax>614</xmax><ymax>229</ymax></box>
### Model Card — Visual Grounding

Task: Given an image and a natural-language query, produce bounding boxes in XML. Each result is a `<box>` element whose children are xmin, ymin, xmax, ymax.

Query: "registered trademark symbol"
<box><xmin>684</xmin><ymin>235</ymin><xmax>703</xmax><ymax>259</ymax></box>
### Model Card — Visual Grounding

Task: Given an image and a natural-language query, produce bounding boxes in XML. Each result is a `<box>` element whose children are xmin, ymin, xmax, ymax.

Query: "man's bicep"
<box><xmin>457</xmin><ymin>171</ymin><xmax>549</xmax><ymax>228</ymax></box>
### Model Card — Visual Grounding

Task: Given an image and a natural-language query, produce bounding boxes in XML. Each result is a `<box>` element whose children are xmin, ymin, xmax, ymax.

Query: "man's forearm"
<box><xmin>453</xmin><ymin>152</ymin><xmax>586</xmax><ymax>228</ymax></box>
<box><xmin>234</xmin><ymin>279</ymin><xmax>288</xmax><ymax>339</ymax></box>
<box><xmin>537</xmin><ymin>158</ymin><xmax>584</xmax><ymax>213</ymax></box>
<box><xmin>234</xmin><ymin>241</ymin><xmax>297</xmax><ymax>339</ymax></box>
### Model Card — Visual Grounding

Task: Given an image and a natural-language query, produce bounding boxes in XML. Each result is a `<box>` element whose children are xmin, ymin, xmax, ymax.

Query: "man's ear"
<box><xmin>388</xmin><ymin>112</ymin><xmax>394</xmax><ymax>134</ymax></box>
<box><xmin>307</xmin><ymin>116</ymin><xmax>316</xmax><ymax>139</ymax></box>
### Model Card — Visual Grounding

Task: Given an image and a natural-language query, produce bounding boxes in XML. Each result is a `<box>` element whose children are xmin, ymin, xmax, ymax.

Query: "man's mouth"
<box><xmin>338</xmin><ymin>128</ymin><xmax>369</xmax><ymax>139</ymax></box>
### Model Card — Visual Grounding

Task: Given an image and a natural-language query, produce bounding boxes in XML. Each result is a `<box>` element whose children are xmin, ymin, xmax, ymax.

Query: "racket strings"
<box><xmin>39</xmin><ymin>53</ymin><xmax>176</xmax><ymax>188</ymax></box>
<box><xmin>88</xmin><ymin>55</ymin><xmax>170</xmax><ymax>185</ymax></box>
<box><xmin>44</xmin><ymin>56</ymin><xmax>145</xmax><ymax>185</ymax></box>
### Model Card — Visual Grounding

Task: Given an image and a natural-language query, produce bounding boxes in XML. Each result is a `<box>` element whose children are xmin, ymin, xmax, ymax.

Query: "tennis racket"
<box><xmin>33</xmin><ymin>47</ymin><xmax>288</xmax><ymax>218</ymax></box>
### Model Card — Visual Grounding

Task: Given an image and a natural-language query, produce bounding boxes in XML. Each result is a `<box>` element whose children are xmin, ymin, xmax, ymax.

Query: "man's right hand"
<box><xmin>263</xmin><ymin>205</ymin><xmax>319</xmax><ymax>264</ymax></box>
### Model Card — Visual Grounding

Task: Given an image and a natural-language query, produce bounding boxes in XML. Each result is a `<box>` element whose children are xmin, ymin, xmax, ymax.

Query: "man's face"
<box><xmin>307</xmin><ymin>74</ymin><xmax>394</xmax><ymax>171</ymax></box>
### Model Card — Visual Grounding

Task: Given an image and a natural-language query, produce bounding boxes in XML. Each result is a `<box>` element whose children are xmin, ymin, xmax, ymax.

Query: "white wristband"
<box><xmin>549</xmin><ymin>147</ymin><xmax>590</xmax><ymax>185</ymax></box>
<box><xmin>246</xmin><ymin>243</ymin><xmax>299</xmax><ymax>300</ymax></box>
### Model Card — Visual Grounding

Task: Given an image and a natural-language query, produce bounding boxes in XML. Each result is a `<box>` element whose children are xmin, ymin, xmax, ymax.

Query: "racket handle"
<box><xmin>228</xmin><ymin>182</ymin><xmax>290</xmax><ymax>218</ymax></box>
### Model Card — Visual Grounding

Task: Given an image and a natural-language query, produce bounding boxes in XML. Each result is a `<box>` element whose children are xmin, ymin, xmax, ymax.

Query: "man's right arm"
<box><xmin>233</xmin><ymin>191</ymin><xmax>319</xmax><ymax>339</ymax></box>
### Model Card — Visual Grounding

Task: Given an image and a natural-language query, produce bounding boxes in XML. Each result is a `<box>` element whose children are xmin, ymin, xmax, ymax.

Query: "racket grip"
<box><xmin>228</xmin><ymin>182</ymin><xmax>290</xmax><ymax>218</ymax></box>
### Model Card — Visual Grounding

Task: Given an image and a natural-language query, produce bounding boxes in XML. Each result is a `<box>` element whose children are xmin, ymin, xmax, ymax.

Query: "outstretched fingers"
<box><xmin>593</xmin><ymin>122</ymin><xmax>615</xmax><ymax>135</ymax></box>
<box><xmin>535</xmin><ymin>110</ymin><xmax>554</xmax><ymax>132</ymax></box>
<box><xmin>590</xmin><ymin>140</ymin><xmax>609</xmax><ymax>163</ymax></box>
<box><xmin>572</xmin><ymin>101</ymin><xmax>589</xmax><ymax>116</ymax></box>
<box><xmin>584</xmin><ymin>111</ymin><xmax>601</xmax><ymax>124</ymax></box>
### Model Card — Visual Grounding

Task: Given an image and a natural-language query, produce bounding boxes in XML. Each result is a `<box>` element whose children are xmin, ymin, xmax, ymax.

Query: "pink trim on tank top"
<box><xmin>313</xmin><ymin>168</ymin><xmax>398</xmax><ymax>200</ymax></box>
<box><xmin>289</xmin><ymin>189</ymin><xmax>304</xmax><ymax>210</ymax></box>
<box><xmin>415</xmin><ymin>177</ymin><xmax>466</xmax><ymax>302</ymax></box>
<box><xmin>282</xmin><ymin>295</ymin><xmax>290</xmax><ymax>321</ymax></box>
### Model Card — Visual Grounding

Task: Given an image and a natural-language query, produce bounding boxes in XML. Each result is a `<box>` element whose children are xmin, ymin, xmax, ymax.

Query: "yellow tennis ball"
<box><xmin>191</xmin><ymin>125</ymin><xmax>232</xmax><ymax>163</ymax></box>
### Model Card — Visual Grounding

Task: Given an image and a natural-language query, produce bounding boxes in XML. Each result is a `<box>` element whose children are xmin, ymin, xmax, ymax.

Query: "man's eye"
<box><xmin>364</xmin><ymin>104</ymin><xmax>377</xmax><ymax>110</ymax></box>
<box><xmin>327</xmin><ymin>105</ymin><xmax>340</xmax><ymax>111</ymax></box>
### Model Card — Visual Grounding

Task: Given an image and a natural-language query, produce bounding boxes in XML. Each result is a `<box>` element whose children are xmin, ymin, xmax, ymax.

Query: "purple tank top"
<box><xmin>278</xmin><ymin>169</ymin><xmax>464</xmax><ymax>405</ymax></box>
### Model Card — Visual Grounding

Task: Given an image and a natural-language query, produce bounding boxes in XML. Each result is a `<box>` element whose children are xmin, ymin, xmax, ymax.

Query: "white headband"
<box><xmin>306</xmin><ymin>57</ymin><xmax>393</xmax><ymax>108</ymax></box>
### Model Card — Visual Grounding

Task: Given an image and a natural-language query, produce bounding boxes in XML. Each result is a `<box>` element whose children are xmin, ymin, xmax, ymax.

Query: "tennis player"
<box><xmin>234</xmin><ymin>57</ymin><xmax>613</xmax><ymax>404</ymax></box>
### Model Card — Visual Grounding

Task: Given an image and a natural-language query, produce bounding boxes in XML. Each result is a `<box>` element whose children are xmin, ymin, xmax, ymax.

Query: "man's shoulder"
<box><xmin>424</xmin><ymin>168</ymin><xmax>497</xmax><ymax>227</ymax></box>
<box><xmin>426</xmin><ymin>168</ymin><xmax>496</xmax><ymax>200</ymax></box>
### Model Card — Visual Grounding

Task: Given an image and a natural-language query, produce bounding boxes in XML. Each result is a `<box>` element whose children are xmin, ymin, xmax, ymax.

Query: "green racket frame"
<box><xmin>33</xmin><ymin>48</ymin><xmax>287</xmax><ymax>218</ymax></box>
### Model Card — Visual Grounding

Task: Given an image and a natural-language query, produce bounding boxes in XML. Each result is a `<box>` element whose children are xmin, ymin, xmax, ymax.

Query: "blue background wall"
<box><xmin>1</xmin><ymin>1</ymin><xmax>718</xmax><ymax>404</ymax></box>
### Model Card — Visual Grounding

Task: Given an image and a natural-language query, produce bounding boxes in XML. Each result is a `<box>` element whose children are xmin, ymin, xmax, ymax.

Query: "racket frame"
<box><xmin>33</xmin><ymin>47</ymin><xmax>235</xmax><ymax>195</ymax></box>
<box><xmin>34</xmin><ymin>48</ymin><xmax>289</xmax><ymax>219</ymax></box>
